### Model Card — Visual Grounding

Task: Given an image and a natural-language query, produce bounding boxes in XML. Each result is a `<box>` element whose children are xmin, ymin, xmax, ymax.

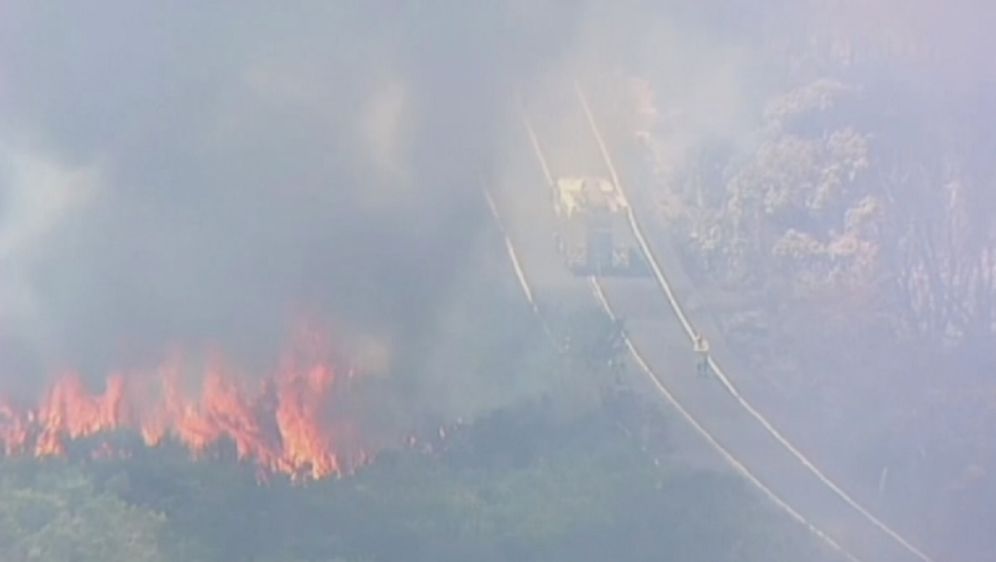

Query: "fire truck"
<box><xmin>551</xmin><ymin>176</ymin><xmax>644</xmax><ymax>275</ymax></box>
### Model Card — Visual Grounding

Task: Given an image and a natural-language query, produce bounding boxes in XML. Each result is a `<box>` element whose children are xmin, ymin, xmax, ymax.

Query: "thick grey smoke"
<box><xmin>1</xmin><ymin>1</ymin><xmax>992</xmax><ymax>385</ymax></box>
<box><xmin>0</xmin><ymin>3</ymin><xmax>578</xmax><ymax>392</ymax></box>
<box><xmin>2</xmin><ymin>2</ymin><xmax>995</xmax><ymax>559</ymax></box>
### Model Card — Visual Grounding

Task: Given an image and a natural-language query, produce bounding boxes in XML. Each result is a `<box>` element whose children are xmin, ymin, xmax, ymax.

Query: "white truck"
<box><xmin>551</xmin><ymin>177</ymin><xmax>644</xmax><ymax>275</ymax></box>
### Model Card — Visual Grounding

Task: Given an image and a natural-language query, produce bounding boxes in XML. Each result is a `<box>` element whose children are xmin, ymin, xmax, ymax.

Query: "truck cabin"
<box><xmin>552</xmin><ymin>177</ymin><xmax>637</xmax><ymax>274</ymax></box>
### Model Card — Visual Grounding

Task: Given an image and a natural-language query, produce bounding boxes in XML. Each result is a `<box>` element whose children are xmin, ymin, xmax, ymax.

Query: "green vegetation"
<box><xmin>0</xmin><ymin>464</ymin><xmax>167</xmax><ymax>562</ymax></box>
<box><xmin>0</xmin><ymin>396</ymin><xmax>834</xmax><ymax>562</ymax></box>
<box><xmin>0</xmin><ymin>302</ymin><xmax>834</xmax><ymax>562</ymax></box>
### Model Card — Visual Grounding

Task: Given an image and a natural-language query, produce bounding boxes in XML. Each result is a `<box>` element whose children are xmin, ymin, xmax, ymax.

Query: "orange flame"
<box><xmin>34</xmin><ymin>373</ymin><xmax>126</xmax><ymax>457</ymax></box>
<box><xmin>0</xmin><ymin>339</ymin><xmax>367</xmax><ymax>480</ymax></box>
<box><xmin>0</xmin><ymin>400</ymin><xmax>29</xmax><ymax>456</ymax></box>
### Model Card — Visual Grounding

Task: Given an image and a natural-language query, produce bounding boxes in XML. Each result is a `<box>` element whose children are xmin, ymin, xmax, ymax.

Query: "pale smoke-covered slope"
<box><xmin>649</xmin><ymin>80</ymin><xmax>995</xmax><ymax>345</ymax></box>
<box><xmin>634</xmin><ymin>1</ymin><xmax>996</xmax><ymax>346</ymax></box>
<box><xmin>626</xmin><ymin>4</ymin><xmax>996</xmax><ymax>559</ymax></box>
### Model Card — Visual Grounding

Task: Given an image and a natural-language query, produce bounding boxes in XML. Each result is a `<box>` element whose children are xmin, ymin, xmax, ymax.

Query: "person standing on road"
<box><xmin>693</xmin><ymin>333</ymin><xmax>710</xmax><ymax>378</ymax></box>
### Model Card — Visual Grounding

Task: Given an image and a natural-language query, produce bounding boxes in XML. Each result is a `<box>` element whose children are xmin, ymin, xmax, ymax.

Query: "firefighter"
<box><xmin>693</xmin><ymin>333</ymin><xmax>710</xmax><ymax>378</ymax></box>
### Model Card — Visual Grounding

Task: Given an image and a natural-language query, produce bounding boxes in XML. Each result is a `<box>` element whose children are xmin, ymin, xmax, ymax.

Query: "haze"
<box><xmin>1</xmin><ymin>2</ymin><xmax>994</xmax><ymax>562</ymax></box>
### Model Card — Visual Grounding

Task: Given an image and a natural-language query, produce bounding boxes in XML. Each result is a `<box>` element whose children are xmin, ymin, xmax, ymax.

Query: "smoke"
<box><xmin>0</xmin><ymin>3</ymin><xmax>556</xmax><ymax>390</ymax></box>
<box><xmin>2</xmin><ymin>0</ymin><xmax>993</xmax><ymax>430</ymax></box>
<box><xmin>1</xmin><ymin>149</ymin><xmax>101</xmax><ymax>384</ymax></box>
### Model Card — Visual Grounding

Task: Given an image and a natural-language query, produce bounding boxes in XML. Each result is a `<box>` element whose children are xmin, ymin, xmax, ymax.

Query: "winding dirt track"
<box><xmin>484</xmin><ymin>85</ymin><xmax>936</xmax><ymax>562</ymax></box>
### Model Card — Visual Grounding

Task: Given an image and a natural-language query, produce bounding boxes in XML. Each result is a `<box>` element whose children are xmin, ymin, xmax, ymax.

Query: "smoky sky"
<box><xmin>0</xmin><ymin>2</ymin><xmax>583</xmax><ymax>385</ymax></box>
<box><xmin>2</xmin><ymin>0</ymin><xmax>994</xmax><ymax>391</ymax></box>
